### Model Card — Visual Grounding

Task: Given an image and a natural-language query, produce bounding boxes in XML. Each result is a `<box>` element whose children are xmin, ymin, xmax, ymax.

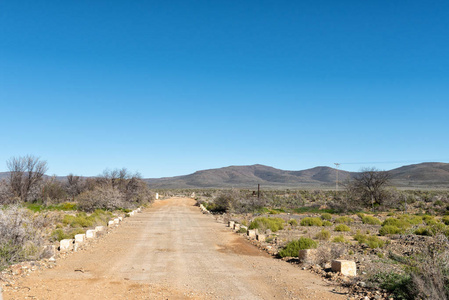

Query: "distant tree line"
<box><xmin>0</xmin><ymin>155</ymin><xmax>154</xmax><ymax>211</ymax></box>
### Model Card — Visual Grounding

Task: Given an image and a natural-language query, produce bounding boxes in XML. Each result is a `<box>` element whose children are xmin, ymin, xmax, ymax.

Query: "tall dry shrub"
<box><xmin>0</xmin><ymin>205</ymin><xmax>44</xmax><ymax>270</ymax></box>
<box><xmin>77</xmin><ymin>186</ymin><xmax>124</xmax><ymax>212</ymax></box>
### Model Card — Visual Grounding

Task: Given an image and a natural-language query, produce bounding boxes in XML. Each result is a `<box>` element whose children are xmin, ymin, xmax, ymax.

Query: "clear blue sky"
<box><xmin>1</xmin><ymin>1</ymin><xmax>448</xmax><ymax>177</ymax></box>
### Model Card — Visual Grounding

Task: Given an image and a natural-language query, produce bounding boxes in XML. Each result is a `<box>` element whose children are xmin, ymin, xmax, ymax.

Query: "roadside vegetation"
<box><xmin>189</xmin><ymin>168</ymin><xmax>449</xmax><ymax>299</ymax></box>
<box><xmin>0</xmin><ymin>155</ymin><xmax>155</xmax><ymax>270</ymax></box>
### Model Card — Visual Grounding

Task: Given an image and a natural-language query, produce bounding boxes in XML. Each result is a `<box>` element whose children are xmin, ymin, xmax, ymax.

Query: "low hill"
<box><xmin>144</xmin><ymin>164</ymin><xmax>354</xmax><ymax>189</ymax></box>
<box><xmin>389</xmin><ymin>162</ymin><xmax>449</xmax><ymax>188</ymax></box>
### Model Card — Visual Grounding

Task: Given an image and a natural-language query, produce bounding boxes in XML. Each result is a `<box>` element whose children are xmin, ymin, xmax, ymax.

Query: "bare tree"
<box><xmin>6</xmin><ymin>155</ymin><xmax>48</xmax><ymax>202</ymax></box>
<box><xmin>66</xmin><ymin>174</ymin><xmax>85</xmax><ymax>201</ymax></box>
<box><xmin>346</xmin><ymin>167</ymin><xmax>391</xmax><ymax>211</ymax></box>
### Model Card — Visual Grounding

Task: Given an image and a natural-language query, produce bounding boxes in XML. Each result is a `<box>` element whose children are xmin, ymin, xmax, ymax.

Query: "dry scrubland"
<box><xmin>0</xmin><ymin>156</ymin><xmax>154</xmax><ymax>274</ymax></box>
<box><xmin>192</xmin><ymin>187</ymin><xmax>449</xmax><ymax>300</ymax></box>
<box><xmin>2</xmin><ymin>157</ymin><xmax>449</xmax><ymax>299</ymax></box>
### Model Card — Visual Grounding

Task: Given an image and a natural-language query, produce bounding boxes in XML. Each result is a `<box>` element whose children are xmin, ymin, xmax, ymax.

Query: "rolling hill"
<box><xmin>2</xmin><ymin>162</ymin><xmax>449</xmax><ymax>189</ymax></box>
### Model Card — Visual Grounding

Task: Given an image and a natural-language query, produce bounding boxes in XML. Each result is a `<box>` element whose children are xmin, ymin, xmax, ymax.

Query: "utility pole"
<box><xmin>334</xmin><ymin>163</ymin><xmax>340</xmax><ymax>191</ymax></box>
<box><xmin>257</xmin><ymin>184</ymin><xmax>260</xmax><ymax>199</ymax></box>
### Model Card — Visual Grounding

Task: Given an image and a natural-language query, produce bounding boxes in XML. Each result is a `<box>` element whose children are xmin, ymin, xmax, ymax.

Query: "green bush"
<box><xmin>237</xmin><ymin>227</ymin><xmax>248</xmax><ymax>234</ymax></box>
<box><xmin>369</xmin><ymin>272</ymin><xmax>411</xmax><ymax>300</ymax></box>
<box><xmin>353</xmin><ymin>232</ymin><xmax>385</xmax><ymax>248</ymax></box>
<box><xmin>414</xmin><ymin>227</ymin><xmax>433</xmax><ymax>236</ymax></box>
<box><xmin>379</xmin><ymin>225</ymin><xmax>403</xmax><ymax>235</ymax></box>
<box><xmin>414</xmin><ymin>223</ymin><xmax>447</xmax><ymax>236</ymax></box>
<box><xmin>288</xmin><ymin>219</ymin><xmax>298</xmax><ymax>227</ymax></box>
<box><xmin>249</xmin><ymin>217</ymin><xmax>284</xmax><ymax>232</ymax></box>
<box><xmin>315</xmin><ymin>229</ymin><xmax>331</xmax><ymax>240</ymax></box>
<box><xmin>334</xmin><ymin>224</ymin><xmax>350</xmax><ymax>232</ymax></box>
<box><xmin>332</xmin><ymin>235</ymin><xmax>347</xmax><ymax>243</ymax></box>
<box><xmin>382</xmin><ymin>218</ymin><xmax>412</xmax><ymax>230</ymax></box>
<box><xmin>362</xmin><ymin>216</ymin><xmax>382</xmax><ymax>225</ymax></box>
<box><xmin>335</xmin><ymin>216</ymin><xmax>354</xmax><ymax>224</ymax></box>
<box><xmin>62</xmin><ymin>210</ymin><xmax>113</xmax><ymax>228</ymax></box>
<box><xmin>442</xmin><ymin>215</ymin><xmax>449</xmax><ymax>225</ymax></box>
<box><xmin>278</xmin><ymin>237</ymin><xmax>318</xmax><ymax>258</ymax></box>
<box><xmin>321</xmin><ymin>213</ymin><xmax>332</xmax><ymax>221</ymax></box>
<box><xmin>50</xmin><ymin>229</ymin><xmax>70</xmax><ymax>242</ymax></box>
<box><xmin>322</xmin><ymin>220</ymin><xmax>333</xmax><ymax>227</ymax></box>
<box><xmin>300</xmin><ymin>217</ymin><xmax>323</xmax><ymax>226</ymax></box>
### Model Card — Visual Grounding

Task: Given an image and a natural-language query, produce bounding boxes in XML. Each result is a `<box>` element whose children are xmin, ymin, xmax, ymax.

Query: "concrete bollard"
<box><xmin>60</xmin><ymin>239</ymin><xmax>74</xmax><ymax>252</ymax></box>
<box><xmin>298</xmin><ymin>249</ymin><xmax>317</xmax><ymax>263</ymax></box>
<box><xmin>86</xmin><ymin>230</ymin><xmax>96</xmax><ymax>239</ymax></box>
<box><xmin>228</xmin><ymin>221</ymin><xmax>235</xmax><ymax>228</ymax></box>
<box><xmin>95</xmin><ymin>226</ymin><xmax>105</xmax><ymax>232</ymax></box>
<box><xmin>331</xmin><ymin>260</ymin><xmax>357</xmax><ymax>276</ymax></box>
<box><xmin>74</xmin><ymin>234</ymin><xmax>86</xmax><ymax>244</ymax></box>
<box><xmin>247</xmin><ymin>229</ymin><xmax>256</xmax><ymax>239</ymax></box>
<box><xmin>257</xmin><ymin>234</ymin><xmax>266</xmax><ymax>242</ymax></box>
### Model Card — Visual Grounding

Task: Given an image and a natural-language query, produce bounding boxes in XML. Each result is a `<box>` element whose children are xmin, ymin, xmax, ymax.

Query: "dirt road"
<box><xmin>4</xmin><ymin>197</ymin><xmax>346</xmax><ymax>299</ymax></box>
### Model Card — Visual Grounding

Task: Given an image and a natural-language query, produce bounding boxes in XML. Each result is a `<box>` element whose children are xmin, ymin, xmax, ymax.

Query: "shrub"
<box><xmin>382</xmin><ymin>218</ymin><xmax>412</xmax><ymax>230</ymax></box>
<box><xmin>288</xmin><ymin>219</ymin><xmax>298</xmax><ymax>227</ymax></box>
<box><xmin>334</xmin><ymin>224</ymin><xmax>350</xmax><ymax>232</ymax></box>
<box><xmin>379</xmin><ymin>225</ymin><xmax>403</xmax><ymax>235</ymax></box>
<box><xmin>77</xmin><ymin>186</ymin><xmax>124</xmax><ymax>212</ymax></box>
<box><xmin>369</xmin><ymin>272</ymin><xmax>411</xmax><ymax>300</ymax></box>
<box><xmin>356</xmin><ymin>212</ymin><xmax>365</xmax><ymax>219</ymax></box>
<box><xmin>237</xmin><ymin>227</ymin><xmax>247</xmax><ymax>234</ymax></box>
<box><xmin>332</xmin><ymin>235</ymin><xmax>347</xmax><ymax>243</ymax></box>
<box><xmin>62</xmin><ymin>210</ymin><xmax>113</xmax><ymax>228</ymax></box>
<box><xmin>322</xmin><ymin>220</ymin><xmax>333</xmax><ymax>227</ymax></box>
<box><xmin>335</xmin><ymin>216</ymin><xmax>353</xmax><ymax>224</ymax></box>
<box><xmin>442</xmin><ymin>215</ymin><xmax>449</xmax><ymax>225</ymax></box>
<box><xmin>414</xmin><ymin>227</ymin><xmax>433</xmax><ymax>236</ymax></box>
<box><xmin>315</xmin><ymin>229</ymin><xmax>331</xmax><ymax>240</ymax></box>
<box><xmin>321</xmin><ymin>213</ymin><xmax>332</xmax><ymax>220</ymax></box>
<box><xmin>362</xmin><ymin>215</ymin><xmax>382</xmax><ymax>225</ymax></box>
<box><xmin>300</xmin><ymin>217</ymin><xmax>323</xmax><ymax>226</ymax></box>
<box><xmin>414</xmin><ymin>223</ymin><xmax>447</xmax><ymax>236</ymax></box>
<box><xmin>278</xmin><ymin>237</ymin><xmax>318</xmax><ymax>258</ymax></box>
<box><xmin>421</xmin><ymin>215</ymin><xmax>438</xmax><ymax>225</ymax></box>
<box><xmin>0</xmin><ymin>205</ymin><xmax>44</xmax><ymax>270</ymax></box>
<box><xmin>353</xmin><ymin>232</ymin><xmax>384</xmax><ymax>248</ymax></box>
<box><xmin>249</xmin><ymin>217</ymin><xmax>284</xmax><ymax>232</ymax></box>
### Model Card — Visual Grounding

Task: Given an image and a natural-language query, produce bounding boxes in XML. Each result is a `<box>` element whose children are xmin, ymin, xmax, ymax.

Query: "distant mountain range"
<box><xmin>1</xmin><ymin>162</ymin><xmax>449</xmax><ymax>189</ymax></box>
<box><xmin>144</xmin><ymin>162</ymin><xmax>449</xmax><ymax>189</ymax></box>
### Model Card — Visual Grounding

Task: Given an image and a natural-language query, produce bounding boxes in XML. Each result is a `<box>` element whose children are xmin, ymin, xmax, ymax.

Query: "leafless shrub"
<box><xmin>66</xmin><ymin>174</ymin><xmax>86</xmax><ymax>201</ymax></box>
<box><xmin>0</xmin><ymin>205</ymin><xmax>45</xmax><ymax>270</ymax></box>
<box><xmin>42</xmin><ymin>177</ymin><xmax>68</xmax><ymax>204</ymax></box>
<box><xmin>77</xmin><ymin>186</ymin><xmax>124</xmax><ymax>212</ymax></box>
<box><xmin>124</xmin><ymin>177</ymin><xmax>154</xmax><ymax>205</ymax></box>
<box><xmin>0</xmin><ymin>179</ymin><xmax>14</xmax><ymax>204</ymax></box>
<box><xmin>408</xmin><ymin>235</ymin><xmax>449</xmax><ymax>300</ymax></box>
<box><xmin>6</xmin><ymin>155</ymin><xmax>48</xmax><ymax>202</ymax></box>
<box><xmin>315</xmin><ymin>245</ymin><xmax>347</xmax><ymax>267</ymax></box>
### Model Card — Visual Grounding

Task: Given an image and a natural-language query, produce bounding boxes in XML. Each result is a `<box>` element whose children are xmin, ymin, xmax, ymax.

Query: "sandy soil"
<box><xmin>3</xmin><ymin>197</ymin><xmax>347</xmax><ymax>300</ymax></box>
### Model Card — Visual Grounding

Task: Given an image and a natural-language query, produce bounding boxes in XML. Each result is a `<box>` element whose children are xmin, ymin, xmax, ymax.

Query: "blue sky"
<box><xmin>1</xmin><ymin>1</ymin><xmax>448</xmax><ymax>177</ymax></box>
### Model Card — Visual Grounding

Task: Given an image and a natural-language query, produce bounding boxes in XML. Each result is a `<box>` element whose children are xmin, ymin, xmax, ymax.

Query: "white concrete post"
<box><xmin>86</xmin><ymin>230</ymin><xmax>96</xmax><ymax>239</ymax></box>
